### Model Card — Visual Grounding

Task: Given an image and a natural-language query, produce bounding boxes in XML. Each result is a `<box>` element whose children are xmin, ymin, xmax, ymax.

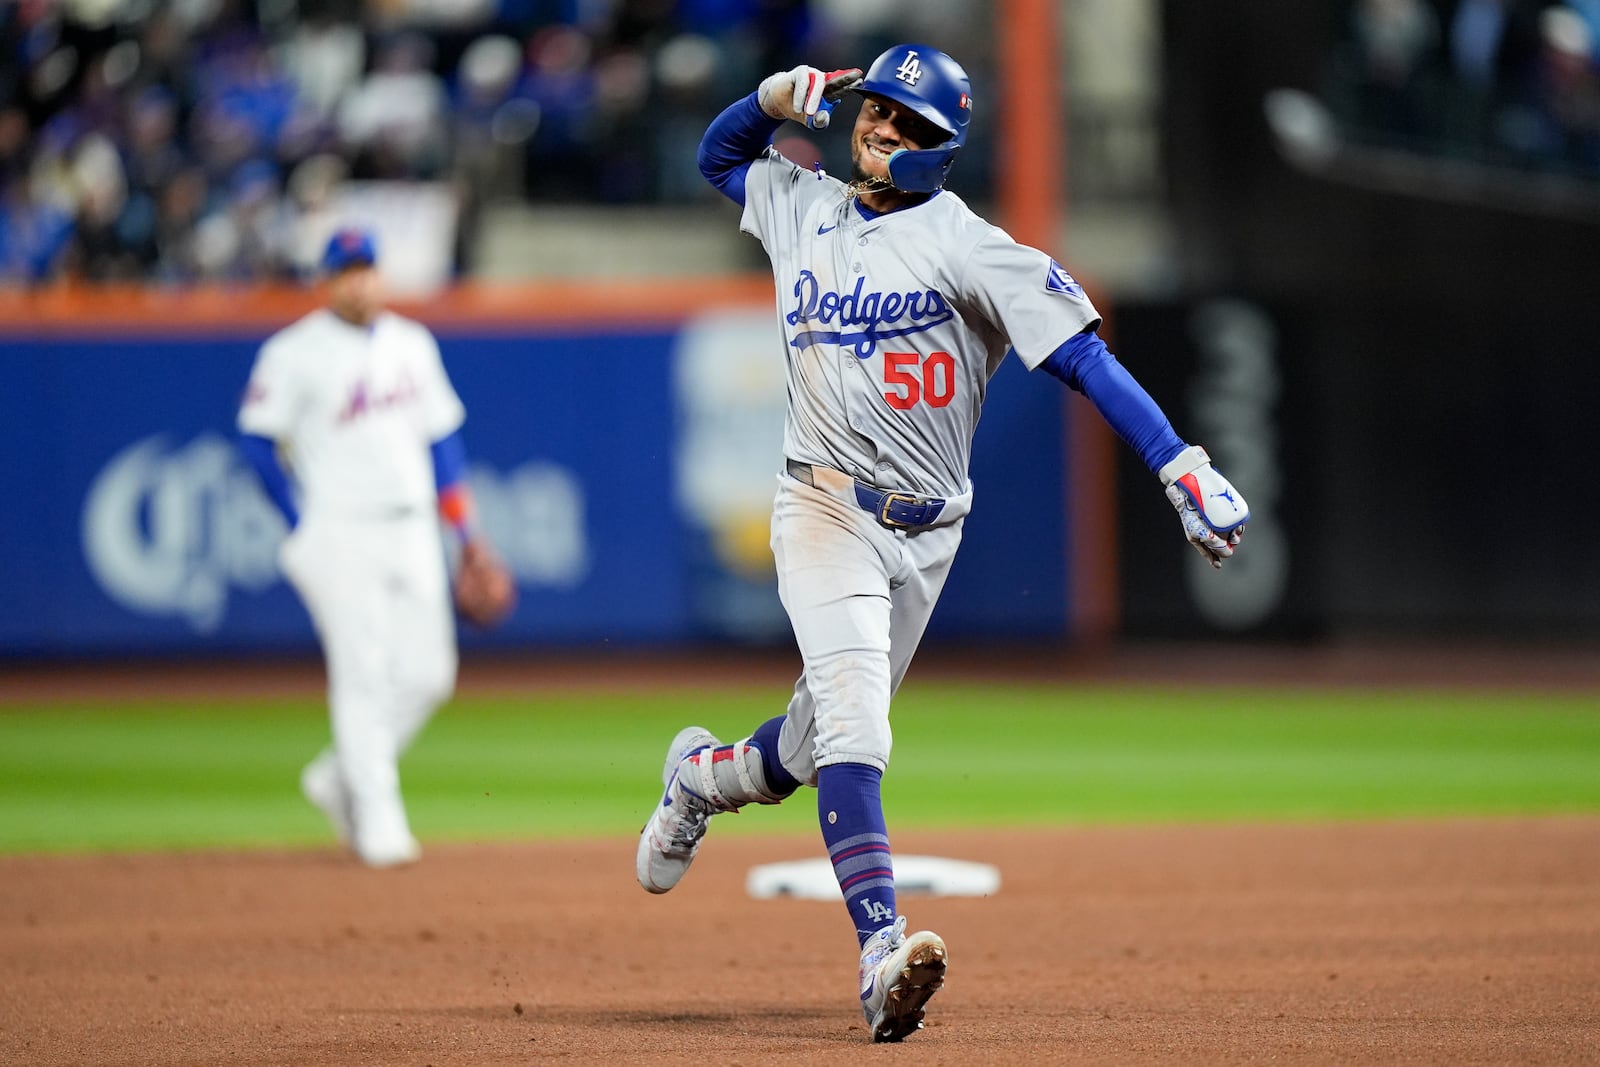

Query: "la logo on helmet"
<box><xmin>895</xmin><ymin>51</ymin><xmax>923</xmax><ymax>85</ymax></box>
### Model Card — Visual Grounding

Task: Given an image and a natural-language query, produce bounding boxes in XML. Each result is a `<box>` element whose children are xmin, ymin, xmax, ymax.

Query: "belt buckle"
<box><xmin>878</xmin><ymin>491</ymin><xmax>921</xmax><ymax>528</ymax></box>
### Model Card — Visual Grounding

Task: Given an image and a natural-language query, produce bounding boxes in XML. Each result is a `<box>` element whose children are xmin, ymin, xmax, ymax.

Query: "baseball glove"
<box><xmin>453</xmin><ymin>538</ymin><xmax>517</xmax><ymax>628</ymax></box>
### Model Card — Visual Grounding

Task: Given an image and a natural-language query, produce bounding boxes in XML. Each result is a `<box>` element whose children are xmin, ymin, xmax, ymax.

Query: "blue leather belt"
<box><xmin>786</xmin><ymin>458</ymin><xmax>947</xmax><ymax>529</ymax></box>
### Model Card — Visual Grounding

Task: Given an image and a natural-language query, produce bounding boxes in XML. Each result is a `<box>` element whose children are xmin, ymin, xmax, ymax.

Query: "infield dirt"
<box><xmin>4</xmin><ymin>817</ymin><xmax>1598</xmax><ymax>1065</ymax></box>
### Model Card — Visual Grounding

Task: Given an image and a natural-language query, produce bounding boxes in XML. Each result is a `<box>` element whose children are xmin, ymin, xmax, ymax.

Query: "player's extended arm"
<box><xmin>1041</xmin><ymin>329</ymin><xmax>1249</xmax><ymax>568</ymax></box>
<box><xmin>237</xmin><ymin>432</ymin><xmax>299</xmax><ymax>530</ymax></box>
<box><xmin>1041</xmin><ymin>329</ymin><xmax>1184</xmax><ymax>470</ymax></box>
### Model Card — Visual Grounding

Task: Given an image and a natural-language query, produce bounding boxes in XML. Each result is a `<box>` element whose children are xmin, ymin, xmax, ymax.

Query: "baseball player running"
<box><xmin>238</xmin><ymin>228</ymin><xmax>510</xmax><ymax>868</ymax></box>
<box><xmin>635</xmin><ymin>44</ymin><xmax>1249</xmax><ymax>1041</ymax></box>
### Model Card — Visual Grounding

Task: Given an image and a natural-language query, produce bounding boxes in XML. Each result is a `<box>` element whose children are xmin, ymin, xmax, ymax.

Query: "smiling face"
<box><xmin>850</xmin><ymin>92</ymin><xmax>950</xmax><ymax>198</ymax></box>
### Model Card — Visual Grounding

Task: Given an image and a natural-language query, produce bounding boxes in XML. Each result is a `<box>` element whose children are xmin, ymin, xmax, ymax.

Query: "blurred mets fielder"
<box><xmin>237</xmin><ymin>228</ymin><xmax>512</xmax><ymax>869</ymax></box>
<box><xmin>635</xmin><ymin>44</ymin><xmax>1250</xmax><ymax>1041</ymax></box>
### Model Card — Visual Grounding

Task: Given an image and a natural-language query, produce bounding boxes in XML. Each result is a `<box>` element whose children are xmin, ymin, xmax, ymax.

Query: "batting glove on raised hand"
<box><xmin>758</xmin><ymin>65</ymin><xmax>864</xmax><ymax>129</ymax></box>
<box><xmin>1159</xmin><ymin>445</ymin><xmax>1249</xmax><ymax>569</ymax></box>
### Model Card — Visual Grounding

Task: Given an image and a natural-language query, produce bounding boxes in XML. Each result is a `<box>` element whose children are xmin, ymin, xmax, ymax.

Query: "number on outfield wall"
<box><xmin>883</xmin><ymin>350</ymin><xmax>956</xmax><ymax>409</ymax></box>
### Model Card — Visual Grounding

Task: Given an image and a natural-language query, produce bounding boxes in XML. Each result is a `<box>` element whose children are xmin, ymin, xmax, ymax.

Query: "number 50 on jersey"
<box><xmin>882</xmin><ymin>350</ymin><xmax>956</xmax><ymax>410</ymax></box>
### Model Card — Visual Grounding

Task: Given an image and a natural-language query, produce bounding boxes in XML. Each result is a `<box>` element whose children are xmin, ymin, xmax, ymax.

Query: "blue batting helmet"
<box><xmin>852</xmin><ymin>43</ymin><xmax>972</xmax><ymax>193</ymax></box>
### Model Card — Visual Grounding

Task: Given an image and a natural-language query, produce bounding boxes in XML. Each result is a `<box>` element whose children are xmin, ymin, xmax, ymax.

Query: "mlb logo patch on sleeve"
<box><xmin>1044</xmin><ymin>261</ymin><xmax>1084</xmax><ymax>299</ymax></box>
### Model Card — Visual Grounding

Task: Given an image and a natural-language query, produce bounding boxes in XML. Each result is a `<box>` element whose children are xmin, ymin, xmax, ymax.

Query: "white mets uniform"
<box><xmin>238</xmin><ymin>307</ymin><xmax>464</xmax><ymax>856</ymax></box>
<box><xmin>739</xmin><ymin>148</ymin><xmax>1101</xmax><ymax>779</ymax></box>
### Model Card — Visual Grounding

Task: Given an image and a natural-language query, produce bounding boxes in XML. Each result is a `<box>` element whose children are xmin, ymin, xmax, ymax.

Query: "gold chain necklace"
<box><xmin>845</xmin><ymin>176</ymin><xmax>895</xmax><ymax>200</ymax></box>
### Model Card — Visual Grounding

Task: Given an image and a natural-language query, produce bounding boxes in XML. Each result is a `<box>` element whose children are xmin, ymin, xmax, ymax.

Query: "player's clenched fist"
<box><xmin>758</xmin><ymin>65</ymin><xmax>864</xmax><ymax>129</ymax></box>
<box><xmin>1158</xmin><ymin>446</ymin><xmax>1249</xmax><ymax>568</ymax></box>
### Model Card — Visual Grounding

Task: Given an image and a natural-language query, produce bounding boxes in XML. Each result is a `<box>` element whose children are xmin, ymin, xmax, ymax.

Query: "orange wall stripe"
<box><xmin>0</xmin><ymin>275</ymin><xmax>778</xmax><ymax>335</ymax></box>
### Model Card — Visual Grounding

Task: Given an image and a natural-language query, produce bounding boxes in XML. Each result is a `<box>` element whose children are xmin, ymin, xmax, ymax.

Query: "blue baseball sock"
<box><xmin>817</xmin><ymin>762</ymin><xmax>896</xmax><ymax>946</ymax></box>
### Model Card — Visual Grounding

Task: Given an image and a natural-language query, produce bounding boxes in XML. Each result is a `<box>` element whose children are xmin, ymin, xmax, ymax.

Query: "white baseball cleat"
<box><xmin>635</xmin><ymin>725</ymin><xmax>721</xmax><ymax>893</ymax></box>
<box><xmin>859</xmin><ymin>916</ymin><xmax>948</xmax><ymax>1042</ymax></box>
<box><xmin>309</xmin><ymin>760</ymin><xmax>419</xmax><ymax>870</ymax></box>
<box><xmin>354</xmin><ymin>830</ymin><xmax>422</xmax><ymax>870</ymax></box>
<box><xmin>351</xmin><ymin>797</ymin><xmax>422</xmax><ymax>869</ymax></box>
<box><xmin>299</xmin><ymin>752</ymin><xmax>354</xmax><ymax>845</ymax></box>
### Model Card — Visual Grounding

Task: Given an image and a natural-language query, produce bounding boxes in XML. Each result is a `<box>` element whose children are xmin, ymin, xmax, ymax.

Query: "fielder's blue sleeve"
<box><xmin>430</xmin><ymin>428</ymin><xmax>468</xmax><ymax>491</ymax></box>
<box><xmin>1040</xmin><ymin>330</ymin><xmax>1187</xmax><ymax>474</ymax></box>
<box><xmin>237</xmin><ymin>433</ymin><xmax>300</xmax><ymax>529</ymax></box>
<box><xmin>698</xmin><ymin>92</ymin><xmax>783</xmax><ymax>206</ymax></box>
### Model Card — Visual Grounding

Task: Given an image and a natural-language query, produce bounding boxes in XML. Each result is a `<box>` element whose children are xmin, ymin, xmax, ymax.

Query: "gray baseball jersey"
<box><xmin>740</xmin><ymin>148</ymin><xmax>1102</xmax><ymax>500</ymax></box>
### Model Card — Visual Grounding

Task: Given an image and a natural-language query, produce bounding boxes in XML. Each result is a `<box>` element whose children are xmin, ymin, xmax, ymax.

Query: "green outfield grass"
<box><xmin>1</xmin><ymin>683</ymin><xmax>1597</xmax><ymax>855</ymax></box>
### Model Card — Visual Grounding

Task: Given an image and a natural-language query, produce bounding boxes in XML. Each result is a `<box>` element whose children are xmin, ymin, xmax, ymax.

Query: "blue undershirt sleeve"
<box><xmin>1039</xmin><ymin>329</ymin><xmax>1187</xmax><ymax>474</ymax></box>
<box><xmin>237</xmin><ymin>433</ymin><xmax>300</xmax><ymax>529</ymax></box>
<box><xmin>698</xmin><ymin>92</ymin><xmax>784</xmax><ymax>206</ymax></box>
<box><xmin>430</xmin><ymin>428</ymin><xmax>467</xmax><ymax>492</ymax></box>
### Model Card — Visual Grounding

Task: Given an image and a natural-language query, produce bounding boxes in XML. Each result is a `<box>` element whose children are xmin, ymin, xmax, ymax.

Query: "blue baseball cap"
<box><xmin>322</xmin><ymin>227</ymin><xmax>377</xmax><ymax>273</ymax></box>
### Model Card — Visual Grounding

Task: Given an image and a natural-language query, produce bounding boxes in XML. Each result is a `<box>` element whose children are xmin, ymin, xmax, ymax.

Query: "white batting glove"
<box><xmin>1159</xmin><ymin>445</ymin><xmax>1249</xmax><ymax>569</ymax></box>
<box><xmin>758</xmin><ymin>65</ymin><xmax>864</xmax><ymax>129</ymax></box>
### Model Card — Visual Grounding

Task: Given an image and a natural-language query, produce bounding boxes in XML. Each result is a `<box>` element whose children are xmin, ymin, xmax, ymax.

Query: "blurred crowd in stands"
<box><xmin>9</xmin><ymin>1</ymin><xmax>1597</xmax><ymax>290</ymax></box>
<box><xmin>0</xmin><ymin>0</ymin><xmax>985</xmax><ymax>286</ymax></box>
<box><xmin>1328</xmin><ymin>0</ymin><xmax>1600</xmax><ymax>174</ymax></box>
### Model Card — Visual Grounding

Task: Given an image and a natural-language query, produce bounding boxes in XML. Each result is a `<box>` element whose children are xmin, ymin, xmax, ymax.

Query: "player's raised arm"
<box><xmin>696</xmin><ymin>94</ymin><xmax>781</xmax><ymax>205</ymax></box>
<box><xmin>697</xmin><ymin>66</ymin><xmax>861</xmax><ymax>205</ymax></box>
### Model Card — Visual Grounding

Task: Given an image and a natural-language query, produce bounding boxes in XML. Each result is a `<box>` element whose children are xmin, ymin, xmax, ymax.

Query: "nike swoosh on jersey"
<box><xmin>817</xmin><ymin>222</ymin><xmax>837</xmax><ymax>235</ymax></box>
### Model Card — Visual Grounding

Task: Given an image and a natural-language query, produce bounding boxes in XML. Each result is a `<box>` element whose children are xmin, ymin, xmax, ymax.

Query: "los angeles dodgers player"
<box><xmin>635</xmin><ymin>45</ymin><xmax>1250</xmax><ymax>1041</ymax></box>
<box><xmin>238</xmin><ymin>227</ymin><xmax>482</xmax><ymax>869</ymax></box>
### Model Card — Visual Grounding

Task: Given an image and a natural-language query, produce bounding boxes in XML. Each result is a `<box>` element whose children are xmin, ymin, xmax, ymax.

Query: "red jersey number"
<box><xmin>883</xmin><ymin>350</ymin><xmax>956</xmax><ymax>410</ymax></box>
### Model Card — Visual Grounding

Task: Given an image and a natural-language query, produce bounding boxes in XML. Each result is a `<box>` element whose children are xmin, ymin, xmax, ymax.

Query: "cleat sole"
<box><xmin>871</xmin><ymin>941</ymin><xmax>948</xmax><ymax>1043</ymax></box>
